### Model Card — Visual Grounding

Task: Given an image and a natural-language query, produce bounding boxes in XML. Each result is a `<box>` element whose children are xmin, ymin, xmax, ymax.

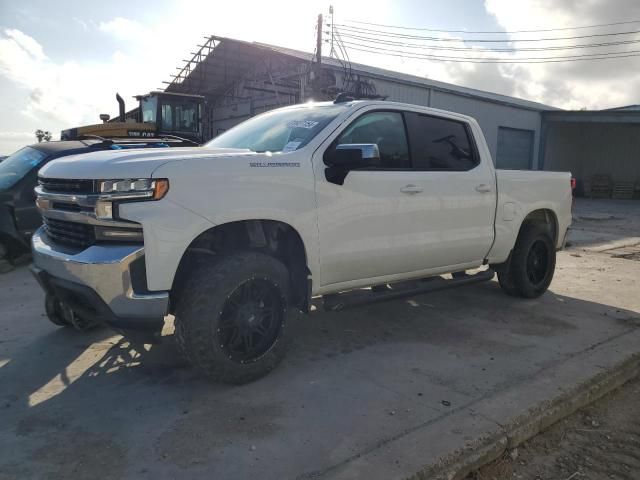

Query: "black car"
<box><xmin>0</xmin><ymin>138</ymin><xmax>186</xmax><ymax>272</ymax></box>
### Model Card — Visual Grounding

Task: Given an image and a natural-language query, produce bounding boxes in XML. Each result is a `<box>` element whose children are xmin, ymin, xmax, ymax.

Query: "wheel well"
<box><xmin>170</xmin><ymin>220</ymin><xmax>310</xmax><ymax>313</ymax></box>
<box><xmin>520</xmin><ymin>209</ymin><xmax>558</xmax><ymax>245</ymax></box>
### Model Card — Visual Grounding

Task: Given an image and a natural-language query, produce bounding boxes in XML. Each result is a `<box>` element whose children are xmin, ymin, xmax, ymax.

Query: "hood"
<box><xmin>38</xmin><ymin>147</ymin><xmax>253</xmax><ymax>180</ymax></box>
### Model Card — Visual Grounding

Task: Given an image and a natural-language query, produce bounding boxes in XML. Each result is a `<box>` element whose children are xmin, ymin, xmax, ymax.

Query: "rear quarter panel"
<box><xmin>487</xmin><ymin>169</ymin><xmax>572</xmax><ymax>264</ymax></box>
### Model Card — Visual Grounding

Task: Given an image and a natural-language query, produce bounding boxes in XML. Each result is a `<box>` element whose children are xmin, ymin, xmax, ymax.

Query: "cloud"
<box><xmin>451</xmin><ymin>0</ymin><xmax>640</xmax><ymax>109</ymax></box>
<box><xmin>3</xmin><ymin>29</ymin><xmax>46</xmax><ymax>61</ymax></box>
<box><xmin>0</xmin><ymin>27</ymin><xmax>166</xmax><ymax>131</ymax></box>
<box><xmin>99</xmin><ymin>17</ymin><xmax>146</xmax><ymax>41</ymax></box>
<box><xmin>0</xmin><ymin>131</ymin><xmax>35</xmax><ymax>140</ymax></box>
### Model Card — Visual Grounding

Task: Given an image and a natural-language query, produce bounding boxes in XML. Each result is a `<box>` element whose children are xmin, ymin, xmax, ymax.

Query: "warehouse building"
<box><xmin>162</xmin><ymin>36</ymin><xmax>639</xmax><ymax>198</ymax></box>
<box><xmin>542</xmin><ymin>108</ymin><xmax>640</xmax><ymax>198</ymax></box>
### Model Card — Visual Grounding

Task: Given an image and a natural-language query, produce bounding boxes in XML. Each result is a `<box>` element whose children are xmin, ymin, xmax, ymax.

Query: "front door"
<box><xmin>314</xmin><ymin>110</ymin><xmax>419</xmax><ymax>286</ymax></box>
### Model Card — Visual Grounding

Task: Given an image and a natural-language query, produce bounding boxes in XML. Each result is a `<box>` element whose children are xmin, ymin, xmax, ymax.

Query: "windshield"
<box><xmin>161</xmin><ymin>98</ymin><xmax>199</xmax><ymax>133</ymax></box>
<box><xmin>205</xmin><ymin>104</ymin><xmax>348</xmax><ymax>153</ymax></box>
<box><xmin>0</xmin><ymin>147</ymin><xmax>48</xmax><ymax>190</ymax></box>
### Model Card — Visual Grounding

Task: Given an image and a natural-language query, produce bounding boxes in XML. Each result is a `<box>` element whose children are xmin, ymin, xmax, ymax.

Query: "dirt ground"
<box><xmin>469</xmin><ymin>376</ymin><xmax>640</xmax><ymax>480</ymax></box>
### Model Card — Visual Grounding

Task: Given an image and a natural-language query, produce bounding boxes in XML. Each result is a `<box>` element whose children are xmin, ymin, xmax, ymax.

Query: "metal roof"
<box><xmin>166</xmin><ymin>36</ymin><xmax>557</xmax><ymax>112</ymax></box>
<box><xmin>543</xmin><ymin>109</ymin><xmax>640</xmax><ymax>123</ymax></box>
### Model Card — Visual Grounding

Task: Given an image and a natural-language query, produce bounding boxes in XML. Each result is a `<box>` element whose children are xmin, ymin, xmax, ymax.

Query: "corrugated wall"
<box><xmin>544</xmin><ymin>122</ymin><xmax>640</xmax><ymax>184</ymax></box>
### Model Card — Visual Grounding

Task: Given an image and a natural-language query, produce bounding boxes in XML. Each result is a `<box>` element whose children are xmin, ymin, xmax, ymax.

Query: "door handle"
<box><xmin>475</xmin><ymin>184</ymin><xmax>492</xmax><ymax>193</ymax></box>
<box><xmin>400</xmin><ymin>184</ymin><xmax>423</xmax><ymax>194</ymax></box>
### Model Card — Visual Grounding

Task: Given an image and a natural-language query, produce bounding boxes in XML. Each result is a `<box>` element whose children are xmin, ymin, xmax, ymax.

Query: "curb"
<box><xmin>422</xmin><ymin>351</ymin><xmax>640</xmax><ymax>480</ymax></box>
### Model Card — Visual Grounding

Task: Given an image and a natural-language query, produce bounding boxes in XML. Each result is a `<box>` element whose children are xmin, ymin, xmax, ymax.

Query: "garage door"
<box><xmin>496</xmin><ymin>127</ymin><xmax>534</xmax><ymax>170</ymax></box>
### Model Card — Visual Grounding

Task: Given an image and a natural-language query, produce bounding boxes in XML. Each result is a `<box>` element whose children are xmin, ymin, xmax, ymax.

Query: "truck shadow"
<box><xmin>1</xmin><ymin>281</ymin><xmax>639</xmax><ymax>478</ymax></box>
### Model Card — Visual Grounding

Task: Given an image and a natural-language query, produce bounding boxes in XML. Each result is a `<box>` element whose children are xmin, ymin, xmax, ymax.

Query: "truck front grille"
<box><xmin>43</xmin><ymin>218</ymin><xmax>96</xmax><ymax>249</ymax></box>
<box><xmin>39</xmin><ymin>178</ymin><xmax>97</xmax><ymax>194</ymax></box>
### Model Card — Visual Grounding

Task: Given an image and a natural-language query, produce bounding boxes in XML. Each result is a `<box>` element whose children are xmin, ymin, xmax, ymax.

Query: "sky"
<box><xmin>1</xmin><ymin>0</ymin><xmax>640</xmax><ymax>154</ymax></box>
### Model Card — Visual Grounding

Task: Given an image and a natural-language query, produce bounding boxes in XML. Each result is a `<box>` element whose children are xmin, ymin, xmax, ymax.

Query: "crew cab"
<box><xmin>31</xmin><ymin>100</ymin><xmax>572</xmax><ymax>383</ymax></box>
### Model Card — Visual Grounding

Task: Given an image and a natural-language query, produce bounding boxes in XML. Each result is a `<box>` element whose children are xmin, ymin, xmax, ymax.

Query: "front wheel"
<box><xmin>0</xmin><ymin>240</ymin><xmax>14</xmax><ymax>274</ymax></box>
<box><xmin>174</xmin><ymin>252</ymin><xmax>294</xmax><ymax>384</ymax></box>
<box><xmin>44</xmin><ymin>294</ymin><xmax>99</xmax><ymax>331</ymax></box>
<box><xmin>498</xmin><ymin>224</ymin><xmax>556</xmax><ymax>299</ymax></box>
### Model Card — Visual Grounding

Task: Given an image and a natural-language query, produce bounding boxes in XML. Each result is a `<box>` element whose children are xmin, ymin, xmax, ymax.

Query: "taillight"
<box><xmin>570</xmin><ymin>177</ymin><xmax>576</xmax><ymax>190</ymax></box>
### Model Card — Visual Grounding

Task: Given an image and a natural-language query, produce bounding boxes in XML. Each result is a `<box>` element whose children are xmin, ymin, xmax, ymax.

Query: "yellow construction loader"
<box><xmin>61</xmin><ymin>91</ymin><xmax>205</xmax><ymax>144</ymax></box>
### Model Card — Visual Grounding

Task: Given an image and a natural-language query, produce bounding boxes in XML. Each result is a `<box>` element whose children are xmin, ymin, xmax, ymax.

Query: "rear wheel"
<box><xmin>174</xmin><ymin>252</ymin><xmax>294</xmax><ymax>384</ymax></box>
<box><xmin>496</xmin><ymin>261</ymin><xmax>518</xmax><ymax>296</ymax></box>
<box><xmin>498</xmin><ymin>224</ymin><xmax>556</xmax><ymax>298</ymax></box>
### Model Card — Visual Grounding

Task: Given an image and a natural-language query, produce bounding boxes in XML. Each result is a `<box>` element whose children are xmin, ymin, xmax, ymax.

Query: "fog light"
<box><xmin>95</xmin><ymin>201</ymin><xmax>113</xmax><ymax>219</ymax></box>
<box><xmin>95</xmin><ymin>226</ymin><xmax>143</xmax><ymax>242</ymax></box>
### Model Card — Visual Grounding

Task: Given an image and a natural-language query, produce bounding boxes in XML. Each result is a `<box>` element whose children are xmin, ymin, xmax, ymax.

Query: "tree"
<box><xmin>35</xmin><ymin>130</ymin><xmax>52</xmax><ymax>142</ymax></box>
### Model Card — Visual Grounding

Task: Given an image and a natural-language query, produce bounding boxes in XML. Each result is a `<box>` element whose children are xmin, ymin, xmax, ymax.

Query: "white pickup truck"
<box><xmin>31</xmin><ymin>99</ymin><xmax>572</xmax><ymax>383</ymax></box>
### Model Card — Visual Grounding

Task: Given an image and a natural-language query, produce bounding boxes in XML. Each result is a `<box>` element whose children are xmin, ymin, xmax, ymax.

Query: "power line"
<box><xmin>342</xmin><ymin>18</ymin><xmax>640</xmax><ymax>34</ymax></box>
<box><xmin>340</xmin><ymin>41</ymin><xmax>640</xmax><ymax>64</ymax></box>
<box><xmin>333</xmin><ymin>23</ymin><xmax>640</xmax><ymax>43</ymax></box>
<box><xmin>336</xmin><ymin>30</ymin><xmax>640</xmax><ymax>53</ymax></box>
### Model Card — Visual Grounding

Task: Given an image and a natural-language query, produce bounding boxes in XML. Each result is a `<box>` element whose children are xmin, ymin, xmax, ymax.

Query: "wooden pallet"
<box><xmin>612</xmin><ymin>181</ymin><xmax>635</xmax><ymax>200</ymax></box>
<box><xmin>588</xmin><ymin>174</ymin><xmax>612</xmax><ymax>199</ymax></box>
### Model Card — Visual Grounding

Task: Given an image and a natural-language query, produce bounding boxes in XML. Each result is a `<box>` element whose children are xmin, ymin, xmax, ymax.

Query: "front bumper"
<box><xmin>30</xmin><ymin>227</ymin><xmax>169</xmax><ymax>337</ymax></box>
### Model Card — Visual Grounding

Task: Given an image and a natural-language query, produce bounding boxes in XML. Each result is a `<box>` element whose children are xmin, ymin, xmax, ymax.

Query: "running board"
<box><xmin>322</xmin><ymin>269</ymin><xmax>495</xmax><ymax>312</ymax></box>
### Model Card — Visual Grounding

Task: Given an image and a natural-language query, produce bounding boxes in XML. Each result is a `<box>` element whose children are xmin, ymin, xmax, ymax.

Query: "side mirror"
<box><xmin>324</xmin><ymin>143</ymin><xmax>381</xmax><ymax>169</ymax></box>
<box><xmin>324</xmin><ymin>144</ymin><xmax>381</xmax><ymax>185</ymax></box>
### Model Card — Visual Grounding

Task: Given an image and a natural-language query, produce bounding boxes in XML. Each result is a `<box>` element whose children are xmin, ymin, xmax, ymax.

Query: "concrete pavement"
<box><xmin>0</xmin><ymin>198</ymin><xmax>638</xmax><ymax>480</ymax></box>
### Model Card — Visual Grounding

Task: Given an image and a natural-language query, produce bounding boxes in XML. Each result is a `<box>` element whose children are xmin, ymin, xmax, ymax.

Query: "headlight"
<box><xmin>98</xmin><ymin>178</ymin><xmax>169</xmax><ymax>200</ymax></box>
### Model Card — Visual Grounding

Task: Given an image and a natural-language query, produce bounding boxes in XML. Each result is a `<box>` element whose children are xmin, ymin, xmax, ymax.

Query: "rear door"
<box><xmin>401</xmin><ymin>112</ymin><xmax>496</xmax><ymax>268</ymax></box>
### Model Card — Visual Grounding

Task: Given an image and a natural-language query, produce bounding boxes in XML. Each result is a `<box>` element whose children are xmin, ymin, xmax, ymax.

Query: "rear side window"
<box><xmin>336</xmin><ymin>111</ymin><xmax>410</xmax><ymax>169</ymax></box>
<box><xmin>405</xmin><ymin>113</ymin><xmax>478</xmax><ymax>171</ymax></box>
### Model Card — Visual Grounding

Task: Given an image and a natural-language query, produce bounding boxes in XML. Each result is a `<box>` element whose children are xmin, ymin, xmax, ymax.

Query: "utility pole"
<box><xmin>329</xmin><ymin>5</ymin><xmax>334</xmax><ymax>58</ymax></box>
<box><xmin>313</xmin><ymin>13</ymin><xmax>323</xmax><ymax>99</ymax></box>
<box><xmin>316</xmin><ymin>13</ymin><xmax>323</xmax><ymax>67</ymax></box>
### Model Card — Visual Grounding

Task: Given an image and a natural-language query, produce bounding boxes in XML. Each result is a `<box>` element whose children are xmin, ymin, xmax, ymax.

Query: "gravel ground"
<box><xmin>468</xmin><ymin>376</ymin><xmax>640</xmax><ymax>480</ymax></box>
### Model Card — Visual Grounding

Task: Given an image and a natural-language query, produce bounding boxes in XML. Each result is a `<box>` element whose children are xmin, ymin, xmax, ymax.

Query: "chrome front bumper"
<box><xmin>30</xmin><ymin>227</ymin><xmax>169</xmax><ymax>321</ymax></box>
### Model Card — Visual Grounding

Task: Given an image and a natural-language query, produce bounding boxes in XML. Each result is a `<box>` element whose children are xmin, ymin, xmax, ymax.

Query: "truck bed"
<box><xmin>487</xmin><ymin>169</ymin><xmax>573</xmax><ymax>264</ymax></box>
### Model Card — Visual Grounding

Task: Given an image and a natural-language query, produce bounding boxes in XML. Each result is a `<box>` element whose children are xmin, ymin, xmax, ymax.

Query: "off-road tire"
<box><xmin>45</xmin><ymin>294</ymin><xmax>71</xmax><ymax>327</ymax></box>
<box><xmin>504</xmin><ymin>224</ymin><xmax>556</xmax><ymax>299</ymax></box>
<box><xmin>0</xmin><ymin>241</ymin><xmax>13</xmax><ymax>274</ymax></box>
<box><xmin>174</xmin><ymin>252</ymin><xmax>294</xmax><ymax>384</ymax></box>
<box><xmin>496</xmin><ymin>260</ymin><xmax>518</xmax><ymax>296</ymax></box>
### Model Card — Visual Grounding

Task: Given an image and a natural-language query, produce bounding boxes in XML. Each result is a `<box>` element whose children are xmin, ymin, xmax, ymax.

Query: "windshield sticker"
<box><xmin>282</xmin><ymin>141</ymin><xmax>302</xmax><ymax>153</ymax></box>
<box><xmin>286</xmin><ymin>120</ymin><xmax>319</xmax><ymax>129</ymax></box>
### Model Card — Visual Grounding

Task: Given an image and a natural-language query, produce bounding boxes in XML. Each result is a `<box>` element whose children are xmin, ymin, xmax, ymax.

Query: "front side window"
<box><xmin>336</xmin><ymin>111</ymin><xmax>410</xmax><ymax>168</ymax></box>
<box><xmin>405</xmin><ymin>113</ymin><xmax>478</xmax><ymax>171</ymax></box>
<box><xmin>206</xmin><ymin>104</ymin><xmax>348</xmax><ymax>153</ymax></box>
<box><xmin>0</xmin><ymin>147</ymin><xmax>48</xmax><ymax>191</ymax></box>
<box><xmin>160</xmin><ymin>99</ymin><xmax>199</xmax><ymax>133</ymax></box>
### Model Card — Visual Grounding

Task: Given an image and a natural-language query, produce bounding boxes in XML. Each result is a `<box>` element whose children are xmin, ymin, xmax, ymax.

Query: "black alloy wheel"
<box><xmin>526</xmin><ymin>239</ymin><xmax>551</xmax><ymax>287</ymax></box>
<box><xmin>218</xmin><ymin>278</ymin><xmax>285</xmax><ymax>364</ymax></box>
